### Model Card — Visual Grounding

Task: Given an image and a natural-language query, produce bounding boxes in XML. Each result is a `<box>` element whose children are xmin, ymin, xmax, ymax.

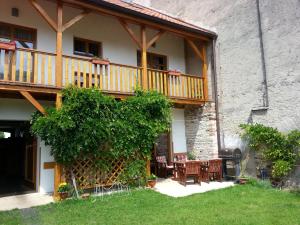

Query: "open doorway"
<box><xmin>0</xmin><ymin>121</ymin><xmax>37</xmax><ymax>197</ymax></box>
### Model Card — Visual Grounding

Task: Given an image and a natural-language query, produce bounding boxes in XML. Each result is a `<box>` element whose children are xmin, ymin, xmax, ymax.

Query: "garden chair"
<box><xmin>173</xmin><ymin>152</ymin><xmax>187</xmax><ymax>162</ymax></box>
<box><xmin>208</xmin><ymin>159</ymin><xmax>222</xmax><ymax>182</ymax></box>
<box><xmin>177</xmin><ymin>161</ymin><xmax>201</xmax><ymax>186</ymax></box>
<box><xmin>200</xmin><ymin>160</ymin><xmax>209</xmax><ymax>183</ymax></box>
<box><xmin>156</xmin><ymin>156</ymin><xmax>174</xmax><ymax>178</ymax></box>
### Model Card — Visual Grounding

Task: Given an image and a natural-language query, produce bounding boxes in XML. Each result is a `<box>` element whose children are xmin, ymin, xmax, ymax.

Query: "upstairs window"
<box><xmin>137</xmin><ymin>51</ymin><xmax>167</xmax><ymax>70</ymax></box>
<box><xmin>0</xmin><ymin>22</ymin><xmax>36</xmax><ymax>49</ymax></box>
<box><xmin>74</xmin><ymin>37</ymin><xmax>102</xmax><ymax>58</ymax></box>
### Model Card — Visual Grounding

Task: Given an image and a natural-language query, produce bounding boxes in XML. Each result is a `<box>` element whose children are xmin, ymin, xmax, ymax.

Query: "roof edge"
<box><xmin>82</xmin><ymin>0</ymin><xmax>217</xmax><ymax>39</ymax></box>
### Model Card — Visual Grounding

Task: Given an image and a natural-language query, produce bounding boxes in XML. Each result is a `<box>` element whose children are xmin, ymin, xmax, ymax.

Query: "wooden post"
<box><xmin>56</xmin><ymin>0</ymin><xmax>63</xmax><ymax>88</ymax></box>
<box><xmin>202</xmin><ymin>45</ymin><xmax>208</xmax><ymax>100</ymax></box>
<box><xmin>141</xmin><ymin>26</ymin><xmax>148</xmax><ymax>90</ymax></box>
<box><xmin>54</xmin><ymin>162</ymin><xmax>62</xmax><ymax>198</ymax></box>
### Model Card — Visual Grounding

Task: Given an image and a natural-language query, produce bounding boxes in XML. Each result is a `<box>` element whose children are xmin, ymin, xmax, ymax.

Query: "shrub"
<box><xmin>240</xmin><ymin>123</ymin><xmax>300</xmax><ymax>179</ymax></box>
<box><xmin>31</xmin><ymin>86</ymin><xmax>171</xmax><ymax>183</ymax></box>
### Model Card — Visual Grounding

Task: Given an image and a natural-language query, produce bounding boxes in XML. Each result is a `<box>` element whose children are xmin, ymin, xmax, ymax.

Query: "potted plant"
<box><xmin>147</xmin><ymin>174</ymin><xmax>157</xmax><ymax>188</ymax></box>
<box><xmin>57</xmin><ymin>182</ymin><xmax>70</xmax><ymax>200</ymax></box>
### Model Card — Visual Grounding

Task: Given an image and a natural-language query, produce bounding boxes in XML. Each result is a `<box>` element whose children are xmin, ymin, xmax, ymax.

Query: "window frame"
<box><xmin>0</xmin><ymin>22</ymin><xmax>37</xmax><ymax>49</ymax></box>
<box><xmin>137</xmin><ymin>50</ymin><xmax>168</xmax><ymax>71</ymax></box>
<box><xmin>73</xmin><ymin>37</ymin><xmax>102</xmax><ymax>58</ymax></box>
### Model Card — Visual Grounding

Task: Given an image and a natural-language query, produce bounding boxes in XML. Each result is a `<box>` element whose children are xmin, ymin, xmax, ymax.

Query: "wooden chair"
<box><xmin>200</xmin><ymin>160</ymin><xmax>209</xmax><ymax>183</ymax></box>
<box><xmin>177</xmin><ymin>161</ymin><xmax>201</xmax><ymax>186</ymax></box>
<box><xmin>156</xmin><ymin>156</ymin><xmax>174</xmax><ymax>178</ymax></box>
<box><xmin>173</xmin><ymin>152</ymin><xmax>187</xmax><ymax>162</ymax></box>
<box><xmin>208</xmin><ymin>159</ymin><xmax>222</xmax><ymax>182</ymax></box>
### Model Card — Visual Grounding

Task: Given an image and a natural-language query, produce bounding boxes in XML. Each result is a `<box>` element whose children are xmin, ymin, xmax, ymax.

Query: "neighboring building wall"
<box><xmin>150</xmin><ymin>0</ymin><xmax>300</xmax><ymax>148</ymax></box>
<box><xmin>0</xmin><ymin>0</ymin><xmax>186</xmax><ymax>72</ymax></box>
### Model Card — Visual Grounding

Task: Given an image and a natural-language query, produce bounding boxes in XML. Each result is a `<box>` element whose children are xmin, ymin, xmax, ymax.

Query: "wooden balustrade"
<box><xmin>63</xmin><ymin>56</ymin><xmax>142</xmax><ymax>93</ymax></box>
<box><xmin>147</xmin><ymin>68</ymin><xmax>205</xmax><ymax>100</ymax></box>
<box><xmin>0</xmin><ymin>47</ymin><xmax>206</xmax><ymax>103</ymax></box>
<box><xmin>0</xmin><ymin>48</ymin><xmax>56</xmax><ymax>86</ymax></box>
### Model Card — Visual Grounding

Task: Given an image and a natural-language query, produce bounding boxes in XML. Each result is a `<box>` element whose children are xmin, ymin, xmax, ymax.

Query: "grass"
<box><xmin>1</xmin><ymin>182</ymin><xmax>300</xmax><ymax>225</ymax></box>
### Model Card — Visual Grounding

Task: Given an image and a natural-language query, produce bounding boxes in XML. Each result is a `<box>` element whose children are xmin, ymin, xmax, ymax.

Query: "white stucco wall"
<box><xmin>38</xmin><ymin>137</ymin><xmax>54</xmax><ymax>193</ymax></box>
<box><xmin>0</xmin><ymin>0</ymin><xmax>186</xmax><ymax>71</ymax></box>
<box><xmin>171</xmin><ymin>108</ymin><xmax>187</xmax><ymax>153</ymax></box>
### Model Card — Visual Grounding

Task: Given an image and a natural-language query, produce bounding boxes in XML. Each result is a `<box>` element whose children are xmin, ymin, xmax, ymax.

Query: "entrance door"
<box><xmin>24</xmin><ymin>138</ymin><xmax>37</xmax><ymax>190</ymax></box>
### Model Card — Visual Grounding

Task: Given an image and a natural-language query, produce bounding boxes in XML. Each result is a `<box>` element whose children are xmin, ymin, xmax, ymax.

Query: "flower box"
<box><xmin>91</xmin><ymin>58</ymin><xmax>110</xmax><ymax>65</ymax></box>
<box><xmin>168</xmin><ymin>70</ymin><xmax>181</xmax><ymax>76</ymax></box>
<box><xmin>0</xmin><ymin>41</ymin><xmax>16</xmax><ymax>51</ymax></box>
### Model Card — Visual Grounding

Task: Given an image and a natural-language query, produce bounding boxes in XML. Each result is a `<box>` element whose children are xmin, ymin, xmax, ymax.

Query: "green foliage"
<box><xmin>187</xmin><ymin>151</ymin><xmax>196</xmax><ymax>160</ymax></box>
<box><xmin>147</xmin><ymin>174</ymin><xmax>157</xmax><ymax>180</ymax></box>
<box><xmin>31</xmin><ymin>86</ymin><xmax>171</xmax><ymax>182</ymax></box>
<box><xmin>57</xmin><ymin>182</ymin><xmax>71</xmax><ymax>193</ymax></box>
<box><xmin>272</xmin><ymin>160</ymin><xmax>292</xmax><ymax>178</ymax></box>
<box><xmin>240</xmin><ymin>123</ymin><xmax>300</xmax><ymax>179</ymax></box>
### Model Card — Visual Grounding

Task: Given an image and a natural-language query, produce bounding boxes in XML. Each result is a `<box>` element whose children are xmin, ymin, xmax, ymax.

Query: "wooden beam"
<box><xmin>141</xmin><ymin>25</ymin><xmax>148</xmax><ymax>89</ymax></box>
<box><xmin>186</xmin><ymin>39</ymin><xmax>204</xmax><ymax>61</ymax></box>
<box><xmin>62</xmin><ymin>0</ymin><xmax>210</xmax><ymax>41</ymax></box>
<box><xmin>20</xmin><ymin>91</ymin><xmax>46</xmax><ymax>115</ymax></box>
<box><xmin>56</xmin><ymin>93</ymin><xmax>62</xmax><ymax>109</ymax></box>
<box><xmin>54</xmin><ymin>163</ymin><xmax>62</xmax><ymax>198</ymax></box>
<box><xmin>146</xmin><ymin>30</ymin><xmax>165</xmax><ymax>49</ymax></box>
<box><xmin>201</xmin><ymin>45</ymin><xmax>209</xmax><ymax>100</ymax></box>
<box><xmin>119</xmin><ymin>19</ymin><xmax>142</xmax><ymax>49</ymax></box>
<box><xmin>56</xmin><ymin>1</ymin><xmax>63</xmax><ymax>88</ymax></box>
<box><xmin>44</xmin><ymin>162</ymin><xmax>56</xmax><ymax>169</ymax></box>
<box><xmin>62</xmin><ymin>10</ymin><xmax>90</xmax><ymax>32</ymax></box>
<box><xmin>29</xmin><ymin>0</ymin><xmax>57</xmax><ymax>32</ymax></box>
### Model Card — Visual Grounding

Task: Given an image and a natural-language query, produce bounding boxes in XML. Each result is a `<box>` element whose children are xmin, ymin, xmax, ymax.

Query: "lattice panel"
<box><xmin>64</xmin><ymin>157</ymin><xmax>126</xmax><ymax>189</ymax></box>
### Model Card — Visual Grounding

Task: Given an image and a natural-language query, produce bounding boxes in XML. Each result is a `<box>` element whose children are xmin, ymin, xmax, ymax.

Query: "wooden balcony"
<box><xmin>0</xmin><ymin>47</ymin><xmax>206</xmax><ymax>105</ymax></box>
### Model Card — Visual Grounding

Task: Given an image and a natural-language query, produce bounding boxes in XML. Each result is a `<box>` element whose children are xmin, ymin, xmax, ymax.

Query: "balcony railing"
<box><xmin>0</xmin><ymin>47</ymin><xmax>206</xmax><ymax>102</ymax></box>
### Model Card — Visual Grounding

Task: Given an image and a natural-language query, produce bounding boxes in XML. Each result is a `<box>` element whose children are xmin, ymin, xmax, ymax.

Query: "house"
<box><xmin>0</xmin><ymin>0</ymin><xmax>219</xmax><ymax>197</ymax></box>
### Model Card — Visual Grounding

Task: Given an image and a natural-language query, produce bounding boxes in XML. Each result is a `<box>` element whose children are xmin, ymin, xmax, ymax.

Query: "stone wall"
<box><xmin>184</xmin><ymin>103</ymin><xmax>218</xmax><ymax>160</ymax></box>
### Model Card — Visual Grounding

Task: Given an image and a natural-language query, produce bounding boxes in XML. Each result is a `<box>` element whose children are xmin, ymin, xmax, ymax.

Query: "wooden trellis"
<box><xmin>64</xmin><ymin>157</ymin><xmax>126</xmax><ymax>189</ymax></box>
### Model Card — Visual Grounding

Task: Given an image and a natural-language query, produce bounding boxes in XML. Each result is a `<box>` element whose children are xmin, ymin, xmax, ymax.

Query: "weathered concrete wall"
<box><xmin>150</xmin><ymin>0</ymin><xmax>300</xmax><ymax>149</ymax></box>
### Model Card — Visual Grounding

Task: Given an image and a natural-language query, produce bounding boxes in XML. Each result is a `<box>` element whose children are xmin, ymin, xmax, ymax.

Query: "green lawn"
<box><xmin>1</xmin><ymin>183</ymin><xmax>300</xmax><ymax>225</ymax></box>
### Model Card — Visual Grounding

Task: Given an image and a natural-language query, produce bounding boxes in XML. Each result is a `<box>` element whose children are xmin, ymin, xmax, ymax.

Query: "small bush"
<box><xmin>240</xmin><ymin>123</ymin><xmax>300</xmax><ymax>180</ymax></box>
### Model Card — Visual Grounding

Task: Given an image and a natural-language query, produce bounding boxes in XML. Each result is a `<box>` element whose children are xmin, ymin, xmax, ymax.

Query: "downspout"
<box><xmin>212</xmin><ymin>37</ymin><xmax>222</xmax><ymax>152</ymax></box>
<box><xmin>252</xmin><ymin>0</ymin><xmax>269</xmax><ymax>111</ymax></box>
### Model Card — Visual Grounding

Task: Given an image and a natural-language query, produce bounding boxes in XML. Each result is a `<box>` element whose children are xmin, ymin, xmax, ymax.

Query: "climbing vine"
<box><xmin>240</xmin><ymin>123</ymin><xmax>300</xmax><ymax>179</ymax></box>
<box><xmin>31</xmin><ymin>86</ymin><xmax>171</xmax><ymax>168</ymax></box>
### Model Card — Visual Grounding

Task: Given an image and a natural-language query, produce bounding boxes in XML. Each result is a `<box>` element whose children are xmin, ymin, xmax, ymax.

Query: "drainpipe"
<box><xmin>212</xmin><ymin>37</ymin><xmax>222</xmax><ymax>152</ymax></box>
<box><xmin>252</xmin><ymin>0</ymin><xmax>269</xmax><ymax>112</ymax></box>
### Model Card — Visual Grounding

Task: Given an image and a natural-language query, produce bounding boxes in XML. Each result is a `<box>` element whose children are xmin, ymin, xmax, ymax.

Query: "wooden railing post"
<box><xmin>202</xmin><ymin>45</ymin><xmax>208</xmax><ymax>100</ymax></box>
<box><xmin>56</xmin><ymin>0</ymin><xmax>63</xmax><ymax>88</ymax></box>
<box><xmin>141</xmin><ymin>26</ymin><xmax>148</xmax><ymax>90</ymax></box>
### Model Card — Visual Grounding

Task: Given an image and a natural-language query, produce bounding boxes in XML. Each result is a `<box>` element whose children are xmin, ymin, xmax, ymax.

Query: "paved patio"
<box><xmin>154</xmin><ymin>178</ymin><xmax>235</xmax><ymax>197</ymax></box>
<box><xmin>0</xmin><ymin>193</ymin><xmax>53</xmax><ymax>211</ymax></box>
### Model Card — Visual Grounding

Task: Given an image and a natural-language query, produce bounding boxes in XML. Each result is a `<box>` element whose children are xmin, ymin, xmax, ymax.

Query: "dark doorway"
<box><xmin>0</xmin><ymin>121</ymin><xmax>37</xmax><ymax>197</ymax></box>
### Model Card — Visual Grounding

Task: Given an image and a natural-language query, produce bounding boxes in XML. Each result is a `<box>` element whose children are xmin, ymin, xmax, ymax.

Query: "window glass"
<box><xmin>74</xmin><ymin>38</ymin><xmax>102</xmax><ymax>58</ymax></box>
<box><xmin>0</xmin><ymin>23</ymin><xmax>36</xmax><ymax>49</ymax></box>
<box><xmin>137</xmin><ymin>51</ymin><xmax>167</xmax><ymax>70</ymax></box>
<box><xmin>0</xmin><ymin>24</ymin><xmax>10</xmax><ymax>38</ymax></box>
<box><xmin>14</xmin><ymin>28</ymin><xmax>33</xmax><ymax>41</ymax></box>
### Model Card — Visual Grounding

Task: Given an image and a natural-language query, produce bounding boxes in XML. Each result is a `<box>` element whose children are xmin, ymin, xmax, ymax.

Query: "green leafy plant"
<box><xmin>57</xmin><ymin>182</ymin><xmax>70</xmax><ymax>193</ymax></box>
<box><xmin>31</xmin><ymin>86</ymin><xmax>171</xmax><ymax>184</ymax></box>
<box><xmin>240</xmin><ymin>123</ymin><xmax>300</xmax><ymax>179</ymax></box>
<box><xmin>147</xmin><ymin>174</ymin><xmax>157</xmax><ymax>180</ymax></box>
<box><xmin>187</xmin><ymin>152</ymin><xmax>196</xmax><ymax>160</ymax></box>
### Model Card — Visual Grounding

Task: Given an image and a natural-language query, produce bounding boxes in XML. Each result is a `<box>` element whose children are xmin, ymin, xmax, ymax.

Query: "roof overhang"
<box><xmin>77</xmin><ymin>0</ymin><xmax>217</xmax><ymax>40</ymax></box>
